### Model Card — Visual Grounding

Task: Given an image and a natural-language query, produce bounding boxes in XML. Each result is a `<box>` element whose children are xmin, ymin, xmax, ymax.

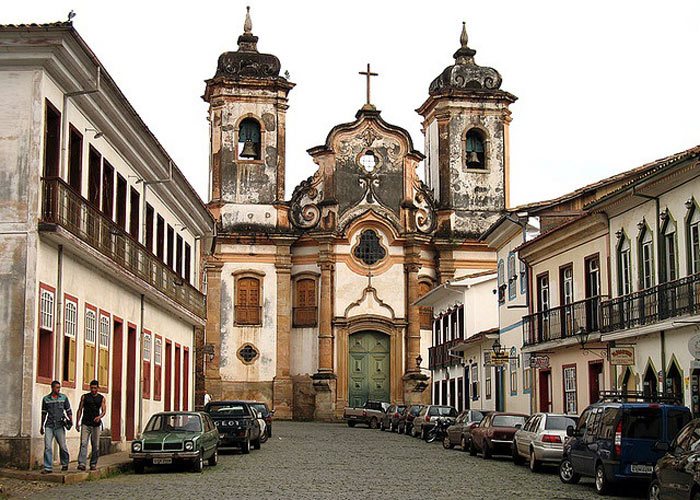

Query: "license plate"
<box><xmin>630</xmin><ymin>464</ymin><xmax>653</xmax><ymax>474</ymax></box>
<box><xmin>153</xmin><ymin>458</ymin><xmax>172</xmax><ymax>465</ymax></box>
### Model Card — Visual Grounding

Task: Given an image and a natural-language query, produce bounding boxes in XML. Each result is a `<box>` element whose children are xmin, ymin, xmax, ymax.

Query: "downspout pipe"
<box><xmin>138</xmin><ymin>293</ymin><xmax>144</xmax><ymax>436</ymax></box>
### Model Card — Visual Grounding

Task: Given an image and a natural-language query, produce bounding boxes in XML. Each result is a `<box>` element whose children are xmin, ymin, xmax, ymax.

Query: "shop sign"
<box><xmin>609</xmin><ymin>345</ymin><xmax>635</xmax><ymax>366</ymax></box>
<box><xmin>484</xmin><ymin>352</ymin><xmax>509</xmax><ymax>367</ymax></box>
<box><xmin>530</xmin><ymin>355</ymin><xmax>550</xmax><ymax>370</ymax></box>
<box><xmin>688</xmin><ymin>334</ymin><xmax>700</xmax><ymax>360</ymax></box>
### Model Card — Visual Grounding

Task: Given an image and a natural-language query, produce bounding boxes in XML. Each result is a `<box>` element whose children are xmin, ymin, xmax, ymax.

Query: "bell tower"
<box><xmin>203</xmin><ymin>7</ymin><xmax>294</xmax><ymax>230</ymax></box>
<box><xmin>417</xmin><ymin>22</ymin><xmax>517</xmax><ymax>239</ymax></box>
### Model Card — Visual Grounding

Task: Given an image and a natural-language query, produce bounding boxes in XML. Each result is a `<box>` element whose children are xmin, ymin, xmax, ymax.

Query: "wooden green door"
<box><xmin>348</xmin><ymin>332</ymin><xmax>390</xmax><ymax>407</ymax></box>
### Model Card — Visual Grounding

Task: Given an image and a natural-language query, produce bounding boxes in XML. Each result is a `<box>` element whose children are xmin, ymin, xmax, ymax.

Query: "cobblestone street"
<box><xmin>30</xmin><ymin>422</ymin><xmax>645</xmax><ymax>500</ymax></box>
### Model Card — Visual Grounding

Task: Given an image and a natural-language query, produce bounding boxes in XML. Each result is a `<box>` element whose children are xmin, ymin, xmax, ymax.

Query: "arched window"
<box><xmin>418</xmin><ymin>281</ymin><xmax>434</xmax><ymax>330</ymax></box>
<box><xmin>236</xmin><ymin>276</ymin><xmax>261</xmax><ymax>325</ymax></box>
<box><xmin>687</xmin><ymin>203</ymin><xmax>700</xmax><ymax>275</ymax></box>
<box><xmin>507</xmin><ymin>252</ymin><xmax>517</xmax><ymax>301</ymax></box>
<box><xmin>238</xmin><ymin>118</ymin><xmax>261</xmax><ymax>160</ymax></box>
<box><xmin>497</xmin><ymin>260</ymin><xmax>505</xmax><ymax>304</ymax></box>
<box><xmin>638</xmin><ymin>225</ymin><xmax>654</xmax><ymax>290</ymax></box>
<box><xmin>465</xmin><ymin>129</ymin><xmax>485</xmax><ymax>169</ymax></box>
<box><xmin>293</xmin><ymin>278</ymin><xmax>317</xmax><ymax>327</ymax></box>
<box><xmin>661</xmin><ymin>214</ymin><xmax>678</xmax><ymax>282</ymax></box>
<box><xmin>617</xmin><ymin>233</ymin><xmax>632</xmax><ymax>295</ymax></box>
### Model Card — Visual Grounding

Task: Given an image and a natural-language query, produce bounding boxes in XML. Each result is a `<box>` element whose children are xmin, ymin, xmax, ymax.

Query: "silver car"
<box><xmin>513</xmin><ymin>413</ymin><xmax>578</xmax><ymax>471</ymax></box>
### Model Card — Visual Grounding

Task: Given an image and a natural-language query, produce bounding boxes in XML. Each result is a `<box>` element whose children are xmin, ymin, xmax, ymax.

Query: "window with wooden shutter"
<box><xmin>37</xmin><ymin>284</ymin><xmax>55</xmax><ymax>382</ymax></box>
<box><xmin>62</xmin><ymin>297</ymin><xmax>78</xmax><ymax>386</ymax></box>
<box><xmin>98</xmin><ymin>312</ymin><xmax>110</xmax><ymax>387</ymax></box>
<box><xmin>154</xmin><ymin>335</ymin><xmax>162</xmax><ymax>401</ymax></box>
<box><xmin>236</xmin><ymin>277</ymin><xmax>261</xmax><ymax>325</ymax></box>
<box><xmin>418</xmin><ymin>281</ymin><xmax>433</xmax><ymax>330</ymax></box>
<box><xmin>142</xmin><ymin>332</ymin><xmax>151</xmax><ymax>399</ymax></box>
<box><xmin>293</xmin><ymin>278</ymin><xmax>317</xmax><ymax>327</ymax></box>
<box><xmin>84</xmin><ymin>306</ymin><xmax>97</xmax><ymax>386</ymax></box>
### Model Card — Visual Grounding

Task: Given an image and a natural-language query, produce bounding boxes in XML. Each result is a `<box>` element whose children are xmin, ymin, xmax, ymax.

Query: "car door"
<box><xmin>518</xmin><ymin>415</ymin><xmax>536</xmax><ymax>456</ymax></box>
<box><xmin>450</xmin><ymin>413</ymin><xmax>465</xmax><ymax>444</ymax></box>
<box><xmin>662</xmin><ymin>421</ymin><xmax>700</xmax><ymax>499</ymax></box>
<box><xmin>206</xmin><ymin>415</ymin><xmax>217</xmax><ymax>455</ymax></box>
<box><xmin>569</xmin><ymin>408</ymin><xmax>593</xmax><ymax>475</ymax></box>
<box><xmin>475</xmin><ymin>414</ymin><xmax>491</xmax><ymax>450</ymax></box>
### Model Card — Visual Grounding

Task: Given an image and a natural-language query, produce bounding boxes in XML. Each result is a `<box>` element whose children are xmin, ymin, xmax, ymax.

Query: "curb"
<box><xmin>0</xmin><ymin>461</ymin><xmax>132</xmax><ymax>485</ymax></box>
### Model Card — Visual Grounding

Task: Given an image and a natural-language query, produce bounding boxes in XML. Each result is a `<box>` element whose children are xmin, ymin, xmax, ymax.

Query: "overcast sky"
<box><xmin>4</xmin><ymin>1</ymin><xmax>699</xmax><ymax>207</ymax></box>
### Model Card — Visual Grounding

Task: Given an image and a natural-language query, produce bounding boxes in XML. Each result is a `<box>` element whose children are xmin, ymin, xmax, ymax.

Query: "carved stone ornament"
<box><xmin>413</xmin><ymin>179</ymin><xmax>437</xmax><ymax>234</ymax></box>
<box><xmin>290</xmin><ymin>174</ymin><xmax>323</xmax><ymax>230</ymax></box>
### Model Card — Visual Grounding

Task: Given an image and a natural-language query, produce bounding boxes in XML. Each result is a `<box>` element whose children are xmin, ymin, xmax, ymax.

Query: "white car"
<box><xmin>513</xmin><ymin>413</ymin><xmax>578</xmax><ymax>471</ymax></box>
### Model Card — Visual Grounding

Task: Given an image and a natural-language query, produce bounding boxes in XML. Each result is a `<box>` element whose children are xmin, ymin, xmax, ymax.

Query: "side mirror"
<box><xmin>654</xmin><ymin>441</ymin><xmax>670</xmax><ymax>453</ymax></box>
<box><xmin>566</xmin><ymin>425</ymin><xmax>575</xmax><ymax>437</ymax></box>
<box><xmin>514</xmin><ymin>424</ymin><xmax>523</xmax><ymax>430</ymax></box>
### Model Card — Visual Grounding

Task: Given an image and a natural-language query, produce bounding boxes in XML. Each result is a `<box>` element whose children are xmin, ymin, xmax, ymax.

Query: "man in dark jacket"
<box><xmin>76</xmin><ymin>379</ymin><xmax>106</xmax><ymax>470</ymax></box>
<box><xmin>41</xmin><ymin>380</ymin><xmax>72</xmax><ymax>473</ymax></box>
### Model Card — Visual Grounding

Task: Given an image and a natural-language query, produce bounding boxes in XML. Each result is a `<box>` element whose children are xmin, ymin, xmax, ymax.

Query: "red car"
<box><xmin>470</xmin><ymin>412</ymin><xmax>527</xmax><ymax>458</ymax></box>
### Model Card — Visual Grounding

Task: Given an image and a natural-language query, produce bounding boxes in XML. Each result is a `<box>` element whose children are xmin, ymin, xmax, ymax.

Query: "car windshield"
<box><xmin>622</xmin><ymin>408</ymin><xmax>661</xmax><ymax>439</ymax></box>
<box><xmin>546</xmin><ymin>416</ymin><xmax>578</xmax><ymax>430</ymax></box>
<box><xmin>471</xmin><ymin>410</ymin><xmax>484</xmax><ymax>422</ymax></box>
<box><xmin>146</xmin><ymin>414</ymin><xmax>202</xmax><ymax>433</ymax></box>
<box><xmin>668</xmin><ymin>409</ymin><xmax>692</xmax><ymax>442</ymax></box>
<box><xmin>397</xmin><ymin>405</ymin><xmax>407</xmax><ymax>413</ymax></box>
<box><xmin>429</xmin><ymin>406</ymin><xmax>457</xmax><ymax>417</ymax></box>
<box><xmin>492</xmin><ymin>415</ymin><xmax>525</xmax><ymax>428</ymax></box>
<box><xmin>207</xmin><ymin>403</ymin><xmax>250</xmax><ymax>417</ymax></box>
<box><xmin>410</xmin><ymin>406</ymin><xmax>422</xmax><ymax>416</ymax></box>
<box><xmin>250</xmin><ymin>403</ymin><xmax>269</xmax><ymax>416</ymax></box>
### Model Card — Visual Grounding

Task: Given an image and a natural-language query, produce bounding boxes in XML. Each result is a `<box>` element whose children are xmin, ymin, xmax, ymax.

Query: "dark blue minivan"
<box><xmin>559</xmin><ymin>392</ymin><xmax>691</xmax><ymax>495</ymax></box>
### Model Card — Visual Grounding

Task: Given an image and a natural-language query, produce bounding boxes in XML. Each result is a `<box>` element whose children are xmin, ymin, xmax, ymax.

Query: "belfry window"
<box><xmin>238</xmin><ymin>118</ymin><xmax>261</xmax><ymax>160</ymax></box>
<box><xmin>465</xmin><ymin>129</ymin><xmax>485</xmax><ymax>169</ymax></box>
<box><xmin>353</xmin><ymin>229</ymin><xmax>386</xmax><ymax>266</ymax></box>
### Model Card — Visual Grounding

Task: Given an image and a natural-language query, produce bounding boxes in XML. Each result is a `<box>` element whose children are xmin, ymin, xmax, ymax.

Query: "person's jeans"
<box><xmin>43</xmin><ymin>426</ymin><xmax>69</xmax><ymax>471</ymax></box>
<box><xmin>78</xmin><ymin>425</ymin><xmax>101</xmax><ymax>467</ymax></box>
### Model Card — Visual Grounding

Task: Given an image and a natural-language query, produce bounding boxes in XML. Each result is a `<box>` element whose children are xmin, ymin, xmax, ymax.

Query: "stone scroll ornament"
<box><xmin>290</xmin><ymin>174</ymin><xmax>323</xmax><ymax>230</ymax></box>
<box><xmin>413</xmin><ymin>179</ymin><xmax>437</xmax><ymax>234</ymax></box>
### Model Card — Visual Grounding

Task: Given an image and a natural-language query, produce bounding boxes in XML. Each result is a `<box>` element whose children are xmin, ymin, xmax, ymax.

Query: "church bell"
<box><xmin>467</xmin><ymin>151</ymin><xmax>481</xmax><ymax>167</ymax></box>
<box><xmin>240</xmin><ymin>139</ymin><xmax>258</xmax><ymax>159</ymax></box>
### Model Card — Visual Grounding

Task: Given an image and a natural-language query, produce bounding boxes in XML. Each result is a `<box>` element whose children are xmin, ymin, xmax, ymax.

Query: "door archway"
<box><xmin>348</xmin><ymin>331</ymin><xmax>390</xmax><ymax>406</ymax></box>
<box><xmin>667</xmin><ymin>360</ymin><xmax>683</xmax><ymax>404</ymax></box>
<box><xmin>643</xmin><ymin>363</ymin><xmax>658</xmax><ymax>398</ymax></box>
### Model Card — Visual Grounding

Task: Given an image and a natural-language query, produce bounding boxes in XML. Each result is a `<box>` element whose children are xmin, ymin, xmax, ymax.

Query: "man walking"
<box><xmin>76</xmin><ymin>379</ymin><xmax>106</xmax><ymax>471</ymax></box>
<box><xmin>41</xmin><ymin>380</ymin><xmax>72</xmax><ymax>473</ymax></box>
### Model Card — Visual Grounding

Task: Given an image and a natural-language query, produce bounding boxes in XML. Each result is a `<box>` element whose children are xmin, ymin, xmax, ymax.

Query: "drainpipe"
<box><xmin>192</xmin><ymin>325</ymin><xmax>197</xmax><ymax>409</ymax></box>
<box><xmin>53</xmin><ymin>245</ymin><xmax>64</xmax><ymax>382</ymax></box>
<box><xmin>137</xmin><ymin>293</ymin><xmax>144</xmax><ymax>436</ymax></box>
<box><xmin>660</xmin><ymin>331</ymin><xmax>666</xmax><ymax>393</ymax></box>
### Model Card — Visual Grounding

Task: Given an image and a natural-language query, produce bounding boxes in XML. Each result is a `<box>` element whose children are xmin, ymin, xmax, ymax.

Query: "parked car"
<box><xmin>412</xmin><ymin>405</ymin><xmax>458</xmax><ymax>439</ymax></box>
<box><xmin>443</xmin><ymin>409</ymin><xmax>487</xmax><ymax>450</ymax></box>
<box><xmin>205</xmin><ymin>400</ymin><xmax>264</xmax><ymax>453</ymax></box>
<box><xmin>249</xmin><ymin>401</ymin><xmax>274</xmax><ymax>438</ymax></box>
<box><xmin>559</xmin><ymin>392</ymin><xmax>691</xmax><ymax>495</ymax></box>
<box><xmin>470</xmin><ymin>412</ymin><xmax>527</xmax><ymax>458</ymax></box>
<box><xmin>513</xmin><ymin>413</ymin><xmax>578</xmax><ymax>471</ymax></box>
<box><xmin>649</xmin><ymin>418</ymin><xmax>700</xmax><ymax>499</ymax></box>
<box><xmin>130</xmin><ymin>411</ymin><xmax>219</xmax><ymax>473</ymax></box>
<box><xmin>343</xmin><ymin>401</ymin><xmax>389</xmax><ymax>429</ymax></box>
<box><xmin>397</xmin><ymin>405</ymin><xmax>423</xmax><ymax>435</ymax></box>
<box><xmin>381</xmin><ymin>404</ymin><xmax>407</xmax><ymax>432</ymax></box>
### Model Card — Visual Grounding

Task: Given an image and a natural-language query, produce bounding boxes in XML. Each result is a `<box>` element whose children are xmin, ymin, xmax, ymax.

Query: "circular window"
<box><xmin>359</xmin><ymin>150</ymin><xmax>377</xmax><ymax>173</ymax></box>
<box><xmin>237</xmin><ymin>343</ymin><xmax>259</xmax><ymax>365</ymax></box>
<box><xmin>353</xmin><ymin>229</ymin><xmax>387</xmax><ymax>266</ymax></box>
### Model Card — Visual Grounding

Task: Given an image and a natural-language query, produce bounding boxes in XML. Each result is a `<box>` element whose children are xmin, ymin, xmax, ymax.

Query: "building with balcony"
<box><xmin>0</xmin><ymin>23</ymin><xmax>213</xmax><ymax>468</ymax></box>
<box><xmin>416</xmin><ymin>272</ymin><xmax>498</xmax><ymax>412</ymax></box>
<box><xmin>589</xmin><ymin>146</ymin><xmax>700</xmax><ymax>415</ymax></box>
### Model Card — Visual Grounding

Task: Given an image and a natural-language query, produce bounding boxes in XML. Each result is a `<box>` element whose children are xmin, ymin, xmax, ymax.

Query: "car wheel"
<box><xmin>268</xmin><ymin>427</ymin><xmax>272</xmax><ymax>438</ymax></box>
<box><xmin>420</xmin><ymin>428</ymin><xmax>426</xmax><ymax>440</ymax></box>
<box><xmin>469</xmin><ymin>440</ymin><xmax>477</xmax><ymax>457</ymax></box>
<box><xmin>133</xmin><ymin>461</ymin><xmax>145</xmax><ymax>474</ymax></box>
<box><xmin>460</xmin><ymin>436</ymin><xmax>468</xmax><ymax>452</ymax></box>
<box><xmin>529</xmin><ymin>448</ymin><xmax>540</xmax><ymax>472</ymax></box>
<box><xmin>482</xmin><ymin>442</ymin><xmax>492</xmax><ymax>459</ymax></box>
<box><xmin>259</xmin><ymin>431</ymin><xmax>269</xmax><ymax>444</ymax></box>
<box><xmin>380</xmin><ymin>419</ymin><xmax>385</xmax><ymax>431</ymax></box>
<box><xmin>559</xmin><ymin>458</ymin><xmax>581</xmax><ymax>484</ymax></box>
<box><xmin>208</xmin><ymin>449</ymin><xmax>218</xmax><ymax>466</ymax></box>
<box><xmin>398</xmin><ymin>424</ymin><xmax>403</xmax><ymax>434</ymax></box>
<box><xmin>648</xmin><ymin>479</ymin><xmax>661</xmax><ymax>500</ymax></box>
<box><xmin>369</xmin><ymin>418</ymin><xmax>378</xmax><ymax>430</ymax></box>
<box><xmin>595</xmin><ymin>463</ymin><xmax>610</xmax><ymax>495</ymax></box>
<box><xmin>512</xmin><ymin>440</ymin><xmax>524</xmax><ymax>465</ymax></box>
<box><xmin>253</xmin><ymin>438</ymin><xmax>261</xmax><ymax>450</ymax></box>
<box><xmin>443</xmin><ymin>436</ymin><xmax>454</xmax><ymax>450</ymax></box>
<box><xmin>389</xmin><ymin>421</ymin><xmax>394</xmax><ymax>432</ymax></box>
<box><xmin>192</xmin><ymin>452</ymin><xmax>204</xmax><ymax>473</ymax></box>
<box><xmin>241</xmin><ymin>438</ymin><xmax>251</xmax><ymax>455</ymax></box>
<box><xmin>347</xmin><ymin>421</ymin><xmax>356</xmax><ymax>428</ymax></box>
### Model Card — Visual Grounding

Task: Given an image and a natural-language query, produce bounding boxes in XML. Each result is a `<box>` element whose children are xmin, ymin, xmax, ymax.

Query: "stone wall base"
<box><xmin>292</xmin><ymin>375</ymin><xmax>316</xmax><ymax>421</ymax></box>
<box><xmin>0</xmin><ymin>436</ymin><xmax>31</xmax><ymax>469</ymax></box>
<box><xmin>272</xmin><ymin>377</ymin><xmax>294</xmax><ymax>420</ymax></box>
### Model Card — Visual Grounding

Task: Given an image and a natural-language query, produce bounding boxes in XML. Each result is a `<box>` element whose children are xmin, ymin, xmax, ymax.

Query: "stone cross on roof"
<box><xmin>358</xmin><ymin>63</ymin><xmax>378</xmax><ymax>107</ymax></box>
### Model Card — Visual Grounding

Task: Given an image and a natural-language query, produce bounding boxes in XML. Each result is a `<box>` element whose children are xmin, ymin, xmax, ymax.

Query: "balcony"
<box><xmin>523</xmin><ymin>296</ymin><xmax>605</xmax><ymax>347</ymax></box>
<box><xmin>41</xmin><ymin>177</ymin><xmax>206</xmax><ymax>320</ymax></box>
<box><xmin>601</xmin><ymin>273</ymin><xmax>700</xmax><ymax>333</ymax></box>
<box><xmin>428</xmin><ymin>339</ymin><xmax>462</xmax><ymax>370</ymax></box>
<box><xmin>293</xmin><ymin>306</ymin><xmax>317</xmax><ymax>328</ymax></box>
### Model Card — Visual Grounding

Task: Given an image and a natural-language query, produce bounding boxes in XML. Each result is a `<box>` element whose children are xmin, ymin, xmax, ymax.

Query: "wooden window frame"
<box><xmin>43</xmin><ymin>100</ymin><xmax>61</xmax><ymax>178</ymax></box>
<box><xmin>87</xmin><ymin>146</ymin><xmax>101</xmax><ymax>208</ymax></box>
<box><xmin>687</xmin><ymin>203</ymin><xmax>700</xmax><ymax>275</ymax></box>
<box><xmin>37</xmin><ymin>283</ymin><xmax>56</xmax><ymax>384</ymax></box>
<box><xmin>116</xmin><ymin>174</ymin><xmax>127</xmax><ymax>230</ymax></box>
<box><xmin>234</xmin><ymin>271</ymin><xmax>264</xmax><ymax>326</ymax></box>
<box><xmin>67</xmin><ymin>125</ymin><xmax>83</xmax><ymax>193</ymax></box>
<box><xmin>153</xmin><ymin>334</ymin><xmax>162</xmax><ymax>401</ymax></box>
<box><xmin>142</xmin><ymin>330</ymin><xmax>152</xmax><ymax>399</ymax></box>
<box><xmin>563</xmin><ymin>363</ymin><xmax>578</xmax><ymax>415</ymax></box>
<box><xmin>176</xmin><ymin>234</ymin><xmax>184</xmax><ymax>277</ymax></box>
<box><xmin>418</xmin><ymin>279</ymin><xmax>434</xmax><ymax>330</ymax></box>
<box><xmin>166</xmin><ymin>224</ymin><xmax>175</xmax><ymax>270</ymax></box>
<box><xmin>97</xmin><ymin>310</ymin><xmax>111</xmax><ymax>393</ymax></box>
<box><xmin>129</xmin><ymin>187</ymin><xmax>140</xmax><ymax>240</ymax></box>
<box><xmin>183</xmin><ymin>347</ymin><xmax>189</xmax><ymax>411</ymax></box>
<box><xmin>102</xmin><ymin>160</ymin><xmax>114</xmax><ymax>220</ymax></box>
<box><xmin>184</xmin><ymin>243</ymin><xmax>192</xmax><ymax>284</ymax></box>
<box><xmin>174</xmin><ymin>343</ymin><xmax>181</xmax><ymax>411</ymax></box>
<box><xmin>61</xmin><ymin>294</ymin><xmax>79</xmax><ymax>388</ymax></box>
<box><xmin>83</xmin><ymin>303</ymin><xmax>98</xmax><ymax>390</ymax></box>
<box><xmin>293</xmin><ymin>275</ymin><xmax>318</xmax><ymax>327</ymax></box>
<box><xmin>507</xmin><ymin>252</ymin><xmax>517</xmax><ymax>301</ymax></box>
<box><xmin>156</xmin><ymin>214</ymin><xmax>165</xmax><ymax>261</ymax></box>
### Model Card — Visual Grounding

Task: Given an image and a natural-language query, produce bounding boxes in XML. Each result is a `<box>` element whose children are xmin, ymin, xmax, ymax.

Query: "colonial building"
<box><xmin>202</xmin><ymin>13</ymin><xmax>515</xmax><ymax>419</ymax></box>
<box><xmin>0</xmin><ymin>23</ymin><xmax>213</xmax><ymax>468</ymax></box>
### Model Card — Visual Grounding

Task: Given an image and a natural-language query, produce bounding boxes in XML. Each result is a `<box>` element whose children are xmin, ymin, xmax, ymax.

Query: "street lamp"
<box><xmin>491</xmin><ymin>338</ymin><xmax>505</xmax><ymax>357</ymax></box>
<box><xmin>416</xmin><ymin>354</ymin><xmax>423</xmax><ymax>369</ymax></box>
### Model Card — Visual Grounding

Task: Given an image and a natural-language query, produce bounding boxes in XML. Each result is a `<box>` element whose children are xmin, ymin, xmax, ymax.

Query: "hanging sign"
<box><xmin>609</xmin><ymin>346</ymin><xmax>635</xmax><ymax>366</ymax></box>
<box><xmin>530</xmin><ymin>355</ymin><xmax>550</xmax><ymax>370</ymax></box>
<box><xmin>688</xmin><ymin>335</ymin><xmax>700</xmax><ymax>360</ymax></box>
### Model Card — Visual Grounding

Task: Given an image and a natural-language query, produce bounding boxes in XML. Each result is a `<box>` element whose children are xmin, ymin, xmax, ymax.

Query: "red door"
<box><xmin>539</xmin><ymin>370</ymin><xmax>552</xmax><ymax>412</ymax></box>
<box><xmin>589</xmin><ymin>362</ymin><xmax>604</xmax><ymax>404</ymax></box>
<box><xmin>174</xmin><ymin>344</ymin><xmax>181</xmax><ymax>411</ymax></box>
<box><xmin>164</xmin><ymin>340</ymin><xmax>172</xmax><ymax>411</ymax></box>
<box><xmin>125</xmin><ymin>325</ymin><xmax>136</xmax><ymax>440</ymax></box>
<box><xmin>111</xmin><ymin>321</ymin><xmax>123</xmax><ymax>441</ymax></box>
<box><xmin>182</xmin><ymin>348</ymin><xmax>189</xmax><ymax>411</ymax></box>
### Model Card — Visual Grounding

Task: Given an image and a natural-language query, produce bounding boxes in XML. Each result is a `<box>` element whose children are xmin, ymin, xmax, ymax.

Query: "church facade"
<box><xmin>202</xmin><ymin>11</ymin><xmax>517</xmax><ymax>420</ymax></box>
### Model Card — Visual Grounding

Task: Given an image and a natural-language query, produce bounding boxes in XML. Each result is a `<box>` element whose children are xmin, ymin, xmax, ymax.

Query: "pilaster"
<box><xmin>272</xmin><ymin>237</ymin><xmax>294</xmax><ymax>419</ymax></box>
<box><xmin>204</xmin><ymin>261</ymin><xmax>223</xmax><ymax>399</ymax></box>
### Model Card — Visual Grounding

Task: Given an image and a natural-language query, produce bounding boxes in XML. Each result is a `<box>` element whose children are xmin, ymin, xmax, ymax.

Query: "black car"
<box><xmin>381</xmin><ymin>404</ymin><xmax>407</xmax><ymax>432</ymax></box>
<box><xmin>249</xmin><ymin>401</ymin><xmax>274</xmax><ymax>438</ymax></box>
<box><xmin>649</xmin><ymin>418</ymin><xmax>700</xmax><ymax>499</ymax></box>
<box><xmin>205</xmin><ymin>401</ymin><xmax>263</xmax><ymax>454</ymax></box>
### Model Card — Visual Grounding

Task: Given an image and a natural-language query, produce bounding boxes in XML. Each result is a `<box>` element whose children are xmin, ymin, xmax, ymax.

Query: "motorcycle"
<box><xmin>425</xmin><ymin>416</ymin><xmax>454</xmax><ymax>443</ymax></box>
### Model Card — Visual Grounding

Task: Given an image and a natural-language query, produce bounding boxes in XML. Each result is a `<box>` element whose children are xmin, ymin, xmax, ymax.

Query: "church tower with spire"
<box><xmin>417</xmin><ymin>23</ymin><xmax>517</xmax><ymax>249</ymax></box>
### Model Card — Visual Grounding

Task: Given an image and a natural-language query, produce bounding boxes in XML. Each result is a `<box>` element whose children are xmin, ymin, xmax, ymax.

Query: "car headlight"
<box><xmin>184</xmin><ymin>441</ymin><xmax>194</xmax><ymax>451</ymax></box>
<box><xmin>132</xmin><ymin>442</ymin><xmax>142</xmax><ymax>452</ymax></box>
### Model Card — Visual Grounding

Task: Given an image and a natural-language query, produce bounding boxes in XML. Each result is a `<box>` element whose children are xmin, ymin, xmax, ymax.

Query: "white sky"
<box><xmin>4</xmin><ymin>1</ymin><xmax>699</xmax><ymax>207</ymax></box>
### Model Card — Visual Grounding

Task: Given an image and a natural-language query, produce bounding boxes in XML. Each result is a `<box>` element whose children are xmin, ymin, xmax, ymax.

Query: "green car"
<box><xmin>130</xmin><ymin>412</ymin><xmax>219</xmax><ymax>473</ymax></box>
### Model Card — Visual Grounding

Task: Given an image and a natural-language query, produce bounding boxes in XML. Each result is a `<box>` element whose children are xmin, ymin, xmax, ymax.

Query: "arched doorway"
<box><xmin>667</xmin><ymin>360</ymin><xmax>683</xmax><ymax>404</ymax></box>
<box><xmin>348</xmin><ymin>331</ymin><xmax>390</xmax><ymax>406</ymax></box>
<box><xmin>621</xmin><ymin>368</ymin><xmax>635</xmax><ymax>394</ymax></box>
<box><xmin>643</xmin><ymin>364</ymin><xmax>658</xmax><ymax>398</ymax></box>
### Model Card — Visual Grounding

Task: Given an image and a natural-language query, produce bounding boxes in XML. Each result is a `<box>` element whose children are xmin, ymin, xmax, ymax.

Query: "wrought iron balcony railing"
<box><xmin>428</xmin><ymin>339</ymin><xmax>462</xmax><ymax>370</ymax></box>
<box><xmin>292</xmin><ymin>306</ymin><xmax>318</xmax><ymax>327</ymax></box>
<box><xmin>601</xmin><ymin>273</ymin><xmax>700</xmax><ymax>333</ymax></box>
<box><xmin>41</xmin><ymin>177</ymin><xmax>206</xmax><ymax>320</ymax></box>
<box><xmin>523</xmin><ymin>296</ymin><xmax>605</xmax><ymax>347</ymax></box>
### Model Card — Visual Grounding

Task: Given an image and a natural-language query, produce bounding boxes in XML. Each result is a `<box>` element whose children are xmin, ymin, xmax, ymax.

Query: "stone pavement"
<box><xmin>22</xmin><ymin>422</ymin><xmax>645</xmax><ymax>499</ymax></box>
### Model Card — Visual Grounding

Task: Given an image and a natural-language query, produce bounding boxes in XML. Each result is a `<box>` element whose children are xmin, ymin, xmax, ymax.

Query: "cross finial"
<box><xmin>358</xmin><ymin>63</ymin><xmax>379</xmax><ymax>106</ymax></box>
<box><xmin>244</xmin><ymin>6</ymin><xmax>253</xmax><ymax>34</ymax></box>
<box><xmin>460</xmin><ymin>21</ymin><xmax>468</xmax><ymax>48</ymax></box>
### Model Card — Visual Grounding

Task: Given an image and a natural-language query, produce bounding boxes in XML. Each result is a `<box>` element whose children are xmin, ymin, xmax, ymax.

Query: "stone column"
<box><xmin>312</xmin><ymin>240</ymin><xmax>337</xmax><ymax>420</ymax></box>
<box><xmin>403</xmin><ymin>246</ymin><xmax>428</xmax><ymax>404</ymax></box>
<box><xmin>273</xmin><ymin>239</ymin><xmax>294</xmax><ymax>419</ymax></box>
<box><xmin>204</xmin><ymin>261</ymin><xmax>223</xmax><ymax>399</ymax></box>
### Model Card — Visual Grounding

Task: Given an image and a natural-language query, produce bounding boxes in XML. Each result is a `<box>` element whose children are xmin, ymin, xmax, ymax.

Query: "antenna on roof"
<box><xmin>67</xmin><ymin>10</ymin><xmax>76</xmax><ymax>23</ymax></box>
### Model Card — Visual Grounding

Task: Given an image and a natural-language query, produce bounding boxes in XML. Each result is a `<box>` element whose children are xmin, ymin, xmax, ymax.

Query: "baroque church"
<box><xmin>202</xmin><ymin>9</ymin><xmax>516</xmax><ymax>420</ymax></box>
